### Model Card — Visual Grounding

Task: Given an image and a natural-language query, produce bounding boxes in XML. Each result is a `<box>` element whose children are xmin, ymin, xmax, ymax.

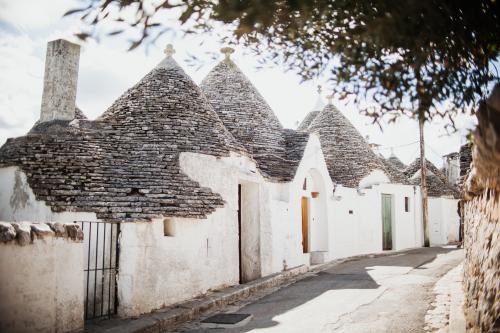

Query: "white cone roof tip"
<box><xmin>221</xmin><ymin>46</ymin><xmax>235</xmax><ymax>61</ymax></box>
<box><xmin>390</xmin><ymin>147</ymin><xmax>396</xmax><ymax>157</ymax></box>
<box><xmin>312</xmin><ymin>85</ymin><xmax>325</xmax><ymax>111</ymax></box>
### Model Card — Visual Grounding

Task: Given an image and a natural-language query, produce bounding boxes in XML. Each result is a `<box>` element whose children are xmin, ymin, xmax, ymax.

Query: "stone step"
<box><xmin>310</xmin><ymin>251</ymin><xmax>328</xmax><ymax>265</ymax></box>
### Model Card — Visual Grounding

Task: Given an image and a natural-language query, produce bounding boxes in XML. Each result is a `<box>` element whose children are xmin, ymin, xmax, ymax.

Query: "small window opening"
<box><xmin>163</xmin><ymin>219</ymin><xmax>175</xmax><ymax>236</ymax></box>
<box><xmin>349</xmin><ymin>210</ymin><xmax>353</xmax><ymax>215</ymax></box>
<box><xmin>303</xmin><ymin>178</ymin><xmax>307</xmax><ymax>190</ymax></box>
<box><xmin>404</xmin><ymin>197</ymin><xmax>410</xmax><ymax>212</ymax></box>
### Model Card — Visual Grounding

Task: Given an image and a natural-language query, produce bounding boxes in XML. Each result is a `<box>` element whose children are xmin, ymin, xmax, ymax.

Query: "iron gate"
<box><xmin>76</xmin><ymin>221</ymin><xmax>120</xmax><ymax>320</ymax></box>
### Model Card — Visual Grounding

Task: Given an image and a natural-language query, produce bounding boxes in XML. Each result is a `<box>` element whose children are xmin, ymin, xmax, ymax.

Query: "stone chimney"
<box><xmin>39</xmin><ymin>39</ymin><xmax>80</xmax><ymax>123</ymax></box>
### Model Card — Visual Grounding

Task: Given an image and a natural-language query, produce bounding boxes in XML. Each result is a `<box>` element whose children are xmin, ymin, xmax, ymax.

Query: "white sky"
<box><xmin>0</xmin><ymin>0</ymin><xmax>476</xmax><ymax>167</ymax></box>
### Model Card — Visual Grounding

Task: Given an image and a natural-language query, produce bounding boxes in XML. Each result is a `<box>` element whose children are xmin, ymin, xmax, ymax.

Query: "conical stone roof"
<box><xmin>405</xmin><ymin>158</ymin><xmax>459</xmax><ymax>197</ymax></box>
<box><xmin>297</xmin><ymin>111</ymin><xmax>320</xmax><ymax>131</ymax></box>
<box><xmin>201</xmin><ymin>49</ymin><xmax>307</xmax><ymax>181</ymax></box>
<box><xmin>308</xmin><ymin>103</ymin><xmax>390</xmax><ymax>187</ymax></box>
<box><xmin>380</xmin><ymin>158</ymin><xmax>410</xmax><ymax>184</ymax></box>
<box><xmin>404</xmin><ymin>158</ymin><xmax>449</xmax><ymax>185</ymax></box>
<box><xmin>410</xmin><ymin>172</ymin><xmax>459</xmax><ymax>198</ymax></box>
<box><xmin>387</xmin><ymin>153</ymin><xmax>406</xmax><ymax>170</ymax></box>
<box><xmin>0</xmin><ymin>46</ymin><xmax>243</xmax><ymax>221</ymax></box>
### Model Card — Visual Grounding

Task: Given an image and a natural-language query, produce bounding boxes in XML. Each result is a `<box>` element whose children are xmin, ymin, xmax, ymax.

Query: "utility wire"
<box><xmin>376</xmin><ymin>140</ymin><xmax>419</xmax><ymax>150</ymax></box>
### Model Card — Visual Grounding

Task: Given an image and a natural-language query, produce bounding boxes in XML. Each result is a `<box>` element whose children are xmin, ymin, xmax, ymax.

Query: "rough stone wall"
<box><xmin>462</xmin><ymin>84</ymin><xmax>500</xmax><ymax>333</ymax></box>
<box><xmin>459</xmin><ymin>143</ymin><xmax>472</xmax><ymax>184</ymax></box>
<box><xmin>40</xmin><ymin>39</ymin><xmax>80</xmax><ymax>123</ymax></box>
<box><xmin>463</xmin><ymin>190</ymin><xmax>499</xmax><ymax>332</ymax></box>
<box><xmin>0</xmin><ymin>222</ymin><xmax>84</xmax><ymax>333</ymax></box>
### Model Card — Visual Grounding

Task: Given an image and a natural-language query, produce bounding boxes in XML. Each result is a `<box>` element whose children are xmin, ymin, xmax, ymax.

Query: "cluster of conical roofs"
<box><xmin>0</xmin><ymin>44</ymin><xmax>457</xmax><ymax>222</ymax></box>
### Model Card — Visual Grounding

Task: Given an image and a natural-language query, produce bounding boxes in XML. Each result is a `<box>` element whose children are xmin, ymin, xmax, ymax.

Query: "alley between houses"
<box><xmin>177</xmin><ymin>247</ymin><xmax>464</xmax><ymax>333</ymax></box>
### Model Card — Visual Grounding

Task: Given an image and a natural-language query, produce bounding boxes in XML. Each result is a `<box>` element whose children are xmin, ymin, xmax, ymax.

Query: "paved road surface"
<box><xmin>177</xmin><ymin>247</ymin><xmax>463</xmax><ymax>333</ymax></box>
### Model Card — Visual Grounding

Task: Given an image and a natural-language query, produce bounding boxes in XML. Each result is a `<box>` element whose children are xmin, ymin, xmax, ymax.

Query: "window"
<box><xmin>404</xmin><ymin>197</ymin><xmax>410</xmax><ymax>212</ymax></box>
<box><xmin>303</xmin><ymin>178</ymin><xmax>307</xmax><ymax>190</ymax></box>
<box><xmin>349</xmin><ymin>210</ymin><xmax>354</xmax><ymax>215</ymax></box>
<box><xmin>163</xmin><ymin>219</ymin><xmax>175</xmax><ymax>236</ymax></box>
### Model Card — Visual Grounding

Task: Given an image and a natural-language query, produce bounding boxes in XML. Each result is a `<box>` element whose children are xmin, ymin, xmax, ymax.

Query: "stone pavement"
<box><xmin>424</xmin><ymin>263</ymin><xmax>466</xmax><ymax>333</ymax></box>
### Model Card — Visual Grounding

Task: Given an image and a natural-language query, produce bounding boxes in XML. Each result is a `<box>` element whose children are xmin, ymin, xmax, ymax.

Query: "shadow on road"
<box><xmin>185</xmin><ymin>247</ymin><xmax>457</xmax><ymax>332</ymax></box>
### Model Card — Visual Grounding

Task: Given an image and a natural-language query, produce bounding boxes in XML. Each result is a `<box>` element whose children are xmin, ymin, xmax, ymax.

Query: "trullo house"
<box><xmin>0</xmin><ymin>39</ymin><xmax>458</xmax><ymax>329</ymax></box>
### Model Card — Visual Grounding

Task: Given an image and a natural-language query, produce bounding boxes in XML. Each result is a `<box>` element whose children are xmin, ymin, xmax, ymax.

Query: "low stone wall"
<box><xmin>0</xmin><ymin>222</ymin><xmax>84</xmax><ymax>333</ymax></box>
<box><xmin>462</xmin><ymin>84</ymin><xmax>500</xmax><ymax>332</ymax></box>
<box><xmin>463</xmin><ymin>192</ymin><xmax>499</xmax><ymax>332</ymax></box>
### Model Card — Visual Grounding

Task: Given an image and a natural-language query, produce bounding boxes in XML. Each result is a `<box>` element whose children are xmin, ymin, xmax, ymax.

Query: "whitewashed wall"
<box><xmin>429</xmin><ymin>197</ymin><xmax>460</xmax><ymax>245</ymax></box>
<box><xmin>327</xmin><ymin>176</ymin><xmax>423</xmax><ymax>260</ymax></box>
<box><xmin>328</xmin><ymin>185</ymin><xmax>381</xmax><ymax>259</ymax></box>
<box><xmin>376</xmin><ymin>183</ymin><xmax>424</xmax><ymax>250</ymax></box>
<box><xmin>268</xmin><ymin>135</ymin><xmax>333</xmax><ymax>271</ymax></box>
<box><xmin>442</xmin><ymin>198</ymin><xmax>460</xmax><ymax>243</ymax></box>
<box><xmin>116</xmin><ymin>152</ymin><xmax>264</xmax><ymax>317</ymax></box>
<box><xmin>0</xmin><ymin>223</ymin><xmax>84</xmax><ymax>333</ymax></box>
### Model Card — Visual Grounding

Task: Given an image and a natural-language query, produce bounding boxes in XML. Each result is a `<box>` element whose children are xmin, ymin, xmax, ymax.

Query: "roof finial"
<box><xmin>221</xmin><ymin>46</ymin><xmax>235</xmax><ymax>61</ymax></box>
<box><xmin>326</xmin><ymin>94</ymin><xmax>334</xmax><ymax>106</ymax></box>
<box><xmin>317</xmin><ymin>85</ymin><xmax>322</xmax><ymax>94</ymax></box>
<box><xmin>164</xmin><ymin>44</ymin><xmax>175</xmax><ymax>57</ymax></box>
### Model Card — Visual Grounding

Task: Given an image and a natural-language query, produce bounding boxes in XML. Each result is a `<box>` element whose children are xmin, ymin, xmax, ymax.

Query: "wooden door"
<box><xmin>382</xmin><ymin>194</ymin><xmax>393</xmax><ymax>250</ymax></box>
<box><xmin>301</xmin><ymin>197</ymin><xmax>309</xmax><ymax>253</ymax></box>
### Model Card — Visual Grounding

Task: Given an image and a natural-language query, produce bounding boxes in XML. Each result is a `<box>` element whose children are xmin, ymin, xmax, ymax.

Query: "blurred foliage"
<box><xmin>68</xmin><ymin>0</ymin><xmax>500</xmax><ymax>124</ymax></box>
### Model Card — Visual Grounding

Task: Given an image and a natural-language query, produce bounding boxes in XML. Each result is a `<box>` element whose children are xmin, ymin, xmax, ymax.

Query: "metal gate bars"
<box><xmin>76</xmin><ymin>221</ymin><xmax>119</xmax><ymax>320</ymax></box>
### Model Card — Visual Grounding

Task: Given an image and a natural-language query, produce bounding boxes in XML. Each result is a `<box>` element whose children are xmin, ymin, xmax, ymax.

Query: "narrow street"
<box><xmin>178</xmin><ymin>247</ymin><xmax>464</xmax><ymax>333</ymax></box>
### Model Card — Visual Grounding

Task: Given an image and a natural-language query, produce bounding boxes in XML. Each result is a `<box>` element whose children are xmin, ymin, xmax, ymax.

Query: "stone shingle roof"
<box><xmin>387</xmin><ymin>154</ymin><xmax>406</xmax><ymax>170</ymax></box>
<box><xmin>404</xmin><ymin>158</ymin><xmax>449</xmax><ymax>184</ymax></box>
<box><xmin>297</xmin><ymin>111</ymin><xmax>320</xmax><ymax>131</ymax></box>
<box><xmin>201</xmin><ymin>55</ymin><xmax>307</xmax><ymax>181</ymax></box>
<box><xmin>405</xmin><ymin>158</ymin><xmax>459</xmax><ymax>198</ymax></box>
<box><xmin>75</xmin><ymin>107</ymin><xmax>87</xmax><ymax>120</ymax></box>
<box><xmin>0</xmin><ymin>52</ymin><xmax>245</xmax><ymax>222</ymax></box>
<box><xmin>31</xmin><ymin>107</ymin><xmax>86</xmax><ymax>131</ymax></box>
<box><xmin>410</xmin><ymin>172</ymin><xmax>459</xmax><ymax>198</ymax></box>
<box><xmin>307</xmin><ymin>104</ymin><xmax>391</xmax><ymax>187</ymax></box>
<box><xmin>380</xmin><ymin>157</ymin><xmax>410</xmax><ymax>185</ymax></box>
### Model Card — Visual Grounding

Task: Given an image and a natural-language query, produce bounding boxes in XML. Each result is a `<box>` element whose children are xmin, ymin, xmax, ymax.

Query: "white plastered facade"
<box><xmin>428</xmin><ymin>197</ymin><xmax>460</xmax><ymax>245</ymax></box>
<box><xmin>0</xmin><ymin>133</ymin><xmax>427</xmax><ymax>317</ymax></box>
